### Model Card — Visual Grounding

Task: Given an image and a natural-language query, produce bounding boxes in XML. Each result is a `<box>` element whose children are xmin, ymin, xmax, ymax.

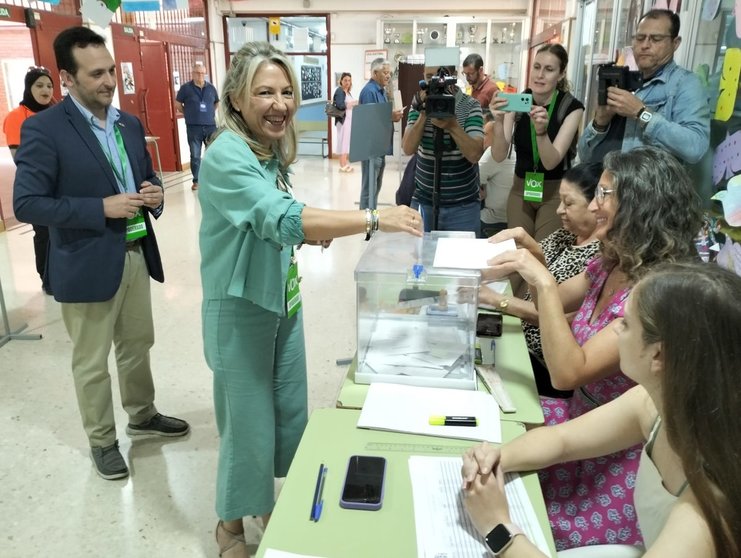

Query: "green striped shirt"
<box><xmin>407</xmin><ymin>90</ymin><xmax>483</xmax><ymax>206</ymax></box>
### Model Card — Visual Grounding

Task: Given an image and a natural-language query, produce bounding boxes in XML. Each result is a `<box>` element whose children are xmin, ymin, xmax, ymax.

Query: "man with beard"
<box><xmin>13</xmin><ymin>26</ymin><xmax>189</xmax><ymax>481</ymax></box>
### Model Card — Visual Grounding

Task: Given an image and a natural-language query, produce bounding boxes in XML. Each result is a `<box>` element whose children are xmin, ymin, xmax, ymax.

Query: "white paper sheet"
<box><xmin>433</xmin><ymin>238</ymin><xmax>517</xmax><ymax>269</ymax></box>
<box><xmin>408</xmin><ymin>456</ymin><xmax>551</xmax><ymax>558</ymax></box>
<box><xmin>357</xmin><ymin>383</ymin><xmax>501</xmax><ymax>443</ymax></box>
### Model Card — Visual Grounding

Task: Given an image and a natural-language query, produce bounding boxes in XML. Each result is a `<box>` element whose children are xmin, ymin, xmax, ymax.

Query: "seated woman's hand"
<box><xmin>488</xmin><ymin>226</ymin><xmax>538</xmax><ymax>254</ymax></box>
<box><xmin>462</xmin><ymin>442</ymin><xmax>501</xmax><ymax>488</ymax></box>
<box><xmin>463</xmin><ymin>464</ymin><xmax>512</xmax><ymax>538</ymax></box>
<box><xmin>478</xmin><ymin>287</ymin><xmax>506</xmax><ymax>309</ymax></box>
<box><xmin>378</xmin><ymin>205</ymin><xmax>423</xmax><ymax>236</ymax></box>
<box><xmin>484</xmin><ymin>248</ymin><xmax>554</xmax><ymax>288</ymax></box>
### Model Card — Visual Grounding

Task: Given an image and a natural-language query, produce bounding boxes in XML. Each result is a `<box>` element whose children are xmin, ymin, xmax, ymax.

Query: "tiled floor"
<box><xmin>0</xmin><ymin>155</ymin><xmax>406</xmax><ymax>557</ymax></box>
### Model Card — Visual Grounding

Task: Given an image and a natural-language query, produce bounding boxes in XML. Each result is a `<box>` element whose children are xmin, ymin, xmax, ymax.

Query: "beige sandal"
<box><xmin>216</xmin><ymin>520</ymin><xmax>249</xmax><ymax>558</ymax></box>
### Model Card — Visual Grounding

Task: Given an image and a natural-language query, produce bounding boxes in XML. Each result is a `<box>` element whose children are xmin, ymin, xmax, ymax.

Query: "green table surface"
<box><xmin>335</xmin><ymin>313</ymin><xmax>544</xmax><ymax>425</ymax></box>
<box><xmin>256</xmin><ymin>408</ymin><xmax>556</xmax><ymax>558</ymax></box>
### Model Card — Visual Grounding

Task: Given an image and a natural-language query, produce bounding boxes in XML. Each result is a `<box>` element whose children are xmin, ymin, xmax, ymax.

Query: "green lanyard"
<box><xmin>529</xmin><ymin>91</ymin><xmax>558</xmax><ymax>171</ymax></box>
<box><xmin>101</xmin><ymin>125</ymin><xmax>129</xmax><ymax>192</ymax></box>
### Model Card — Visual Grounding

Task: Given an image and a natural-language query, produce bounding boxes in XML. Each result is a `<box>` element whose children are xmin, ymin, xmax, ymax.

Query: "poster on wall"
<box><xmin>173</xmin><ymin>70</ymin><xmax>181</xmax><ymax>92</ymax></box>
<box><xmin>300</xmin><ymin>64</ymin><xmax>322</xmax><ymax>101</ymax></box>
<box><xmin>121</xmin><ymin>62</ymin><xmax>135</xmax><ymax>95</ymax></box>
<box><xmin>364</xmin><ymin>49</ymin><xmax>388</xmax><ymax>80</ymax></box>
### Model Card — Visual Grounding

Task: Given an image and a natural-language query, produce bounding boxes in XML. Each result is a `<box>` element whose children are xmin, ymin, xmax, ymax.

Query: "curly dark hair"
<box><xmin>600</xmin><ymin>147</ymin><xmax>702</xmax><ymax>281</ymax></box>
<box><xmin>635</xmin><ymin>262</ymin><xmax>741</xmax><ymax>558</ymax></box>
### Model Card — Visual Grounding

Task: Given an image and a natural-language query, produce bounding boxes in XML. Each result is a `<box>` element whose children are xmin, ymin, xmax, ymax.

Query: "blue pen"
<box><xmin>310</xmin><ymin>464</ymin><xmax>324</xmax><ymax>521</ymax></box>
<box><xmin>312</xmin><ymin>466</ymin><xmax>328</xmax><ymax>522</ymax></box>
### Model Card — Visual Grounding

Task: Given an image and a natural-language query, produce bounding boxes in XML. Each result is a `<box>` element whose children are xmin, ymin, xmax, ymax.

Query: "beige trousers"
<box><xmin>61</xmin><ymin>246</ymin><xmax>157</xmax><ymax>447</ymax></box>
<box><xmin>507</xmin><ymin>175</ymin><xmax>564</xmax><ymax>297</ymax></box>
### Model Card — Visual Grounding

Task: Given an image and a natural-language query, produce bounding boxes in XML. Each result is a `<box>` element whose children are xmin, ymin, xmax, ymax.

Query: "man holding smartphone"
<box><xmin>402</xmin><ymin>65</ymin><xmax>485</xmax><ymax>234</ymax></box>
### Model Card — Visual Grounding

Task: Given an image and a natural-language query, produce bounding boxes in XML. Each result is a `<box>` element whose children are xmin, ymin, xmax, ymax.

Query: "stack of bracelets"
<box><xmin>364</xmin><ymin>208</ymin><xmax>380</xmax><ymax>241</ymax></box>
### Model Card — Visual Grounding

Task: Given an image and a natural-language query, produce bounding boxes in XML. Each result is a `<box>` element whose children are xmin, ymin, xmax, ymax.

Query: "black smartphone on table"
<box><xmin>339</xmin><ymin>455</ymin><xmax>387</xmax><ymax>511</ymax></box>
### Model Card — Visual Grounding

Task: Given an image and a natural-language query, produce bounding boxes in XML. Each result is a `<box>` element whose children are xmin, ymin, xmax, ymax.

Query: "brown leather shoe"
<box><xmin>191</xmin><ymin>182</ymin><xmax>198</xmax><ymax>190</ymax></box>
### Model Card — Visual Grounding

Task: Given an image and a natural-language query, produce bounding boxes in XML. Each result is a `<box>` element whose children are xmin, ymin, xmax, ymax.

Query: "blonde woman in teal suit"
<box><xmin>199</xmin><ymin>42</ymin><xmax>422</xmax><ymax>558</ymax></box>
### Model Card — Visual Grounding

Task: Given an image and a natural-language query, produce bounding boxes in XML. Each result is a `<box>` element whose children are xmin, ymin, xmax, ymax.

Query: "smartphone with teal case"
<box><xmin>499</xmin><ymin>92</ymin><xmax>533</xmax><ymax>112</ymax></box>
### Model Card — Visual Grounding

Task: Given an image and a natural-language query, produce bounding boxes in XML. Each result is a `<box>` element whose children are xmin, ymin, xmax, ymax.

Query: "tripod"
<box><xmin>431</xmin><ymin>126</ymin><xmax>444</xmax><ymax>231</ymax></box>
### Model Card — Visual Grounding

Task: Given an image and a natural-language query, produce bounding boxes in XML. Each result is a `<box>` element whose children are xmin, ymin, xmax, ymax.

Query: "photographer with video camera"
<box><xmin>578</xmin><ymin>9</ymin><xmax>710</xmax><ymax>165</ymax></box>
<box><xmin>401</xmin><ymin>65</ymin><xmax>485</xmax><ymax>233</ymax></box>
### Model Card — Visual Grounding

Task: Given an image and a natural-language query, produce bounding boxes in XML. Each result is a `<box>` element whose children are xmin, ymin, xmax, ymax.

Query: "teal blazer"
<box><xmin>199</xmin><ymin>130</ymin><xmax>305</xmax><ymax>315</ymax></box>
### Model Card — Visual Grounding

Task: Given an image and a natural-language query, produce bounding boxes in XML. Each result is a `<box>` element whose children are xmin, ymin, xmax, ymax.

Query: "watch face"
<box><xmin>639</xmin><ymin>110</ymin><xmax>652</xmax><ymax>123</ymax></box>
<box><xmin>486</xmin><ymin>524</ymin><xmax>513</xmax><ymax>553</ymax></box>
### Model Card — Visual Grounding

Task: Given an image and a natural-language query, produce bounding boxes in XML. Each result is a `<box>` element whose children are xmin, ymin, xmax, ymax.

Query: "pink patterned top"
<box><xmin>539</xmin><ymin>257</ymin><xmax>641</xmax><ymax>551</ymax></box>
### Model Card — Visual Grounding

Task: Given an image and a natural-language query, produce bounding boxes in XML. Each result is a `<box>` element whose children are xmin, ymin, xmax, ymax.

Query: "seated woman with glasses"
<box><xmin>482</xmin><ymin>146</ymin><xmax>703</xmax><ymax>550</ymax></box>
<box><xmin>463</xmin><ymin>262</ymin><xmax>741</xmax><ymax>558</ymax></box>
<box><xmin>480</xmin><ymin>161</ymin><xmax>602</xmax><ymax>398</ymax></box>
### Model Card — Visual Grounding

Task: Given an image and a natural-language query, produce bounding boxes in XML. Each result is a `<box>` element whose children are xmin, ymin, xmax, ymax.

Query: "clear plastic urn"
<box><xmin>354</xmin><ymin>231</ymin><xmax>480</xmax><ymax>390</ymax></box>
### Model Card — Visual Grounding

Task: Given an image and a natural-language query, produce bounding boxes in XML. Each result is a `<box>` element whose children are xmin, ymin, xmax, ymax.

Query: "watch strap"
<box><xmin>485</xmin><ymin>523</ymin><xmax>525</xmax><ymax>555</ymax></box>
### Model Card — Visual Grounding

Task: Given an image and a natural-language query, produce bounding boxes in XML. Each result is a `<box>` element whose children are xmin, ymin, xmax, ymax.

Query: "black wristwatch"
<box><xmin>485</xmin><ymin>523</ymin><xmax>524</xmax><ymax>555</ymax></box>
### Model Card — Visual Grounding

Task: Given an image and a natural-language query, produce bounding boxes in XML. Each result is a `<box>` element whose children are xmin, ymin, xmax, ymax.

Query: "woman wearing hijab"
<box><xmin>3</xmin><ymin>67</ymin><xmax>55</xmax><ymax>295</ymax></box>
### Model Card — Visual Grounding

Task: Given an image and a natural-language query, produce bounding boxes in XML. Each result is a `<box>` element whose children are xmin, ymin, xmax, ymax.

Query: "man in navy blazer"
<box><xmin>13</xmin><ymin>26</ymin><xmax>189</xmax><ymax>480</ymax></box>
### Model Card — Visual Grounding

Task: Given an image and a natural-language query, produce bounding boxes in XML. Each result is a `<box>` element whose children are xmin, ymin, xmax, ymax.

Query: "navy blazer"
<box><xmin>13</xmin><ymin>95</ymin><xmax>164</xmax><ymax>303</ymax></box>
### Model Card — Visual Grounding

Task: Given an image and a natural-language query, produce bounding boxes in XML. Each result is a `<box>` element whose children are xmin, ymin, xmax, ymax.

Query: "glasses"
<box><xmin>631</xmin><ymin>34</ymin><xmax>672</xmax><ymax>44</ymax></box>
<box><xmin>27</xmin><ymin>65</ymin><xmax>50</xmax><ymax>74</ymax></box>
<box><xmin>595</xmin><ymin>185</ymin><xmax>615</xmax><ymax>204</ymax></box>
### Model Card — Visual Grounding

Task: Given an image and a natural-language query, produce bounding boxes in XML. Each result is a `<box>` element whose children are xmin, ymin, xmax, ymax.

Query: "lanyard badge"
<box><xmin>126</xmin><ymin>210</ymin><xmax>147</xmax><ymax>242</ymax></box>
<box><xmin>286</xmin><ymin>248</ymin><xmax>302</xmax><ymax>319</ymax></box>
<box><xmin>523</xmin><ymin>172</ymin><xmax>545</xmax><ymax>202</ymax></box>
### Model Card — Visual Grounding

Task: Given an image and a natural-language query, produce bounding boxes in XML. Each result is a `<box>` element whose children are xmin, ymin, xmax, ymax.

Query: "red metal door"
<box><xmin>139</xmin><ymin>40</ymin><xmax>178</xmax><ymax>171</ymax></box>
<box><xmin>111</xmin><ymin>27</ymin><xmax>146</xmax><ymax>124</ymax></box>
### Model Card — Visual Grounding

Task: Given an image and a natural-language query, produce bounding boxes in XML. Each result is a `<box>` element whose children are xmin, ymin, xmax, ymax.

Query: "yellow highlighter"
<box><xmin>429</xmin><ymin>415</ymin><xmax>478</xmax><ymax>427</ymax></box>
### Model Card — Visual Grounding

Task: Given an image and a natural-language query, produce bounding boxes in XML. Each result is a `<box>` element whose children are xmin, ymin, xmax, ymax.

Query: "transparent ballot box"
<box><xmin>354</xmin><ymin>231</ymin><xmax>480</xmax><ymax>390</ymax></box>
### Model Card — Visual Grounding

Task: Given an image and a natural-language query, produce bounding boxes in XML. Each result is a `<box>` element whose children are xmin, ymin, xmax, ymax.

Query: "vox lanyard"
<box><xmin>100</xmin><ymin>125</ymin><xmax>130</xmax><ymax>193</ymax></box>
<box><xmin>529</xmin><ymin>91</ymin><xmax>558</xmax><ymax>172</ymax></box>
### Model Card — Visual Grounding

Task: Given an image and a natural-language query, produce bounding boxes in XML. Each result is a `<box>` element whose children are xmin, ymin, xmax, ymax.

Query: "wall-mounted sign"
<box><xmin>123</xmin><ymin>25</ymin><xmax>135</xmax><ymax>35</ymax></box>
<box><xmin>364</xmin><ymin>49</ymin><xmax>388</xmax><ymax>80</ymax></box>
<box><xmin>269</xmin><ymin>17</ymin><xmax>281</xmax><ymax>36</ymax></box>
<box><xmin>0</xmin><ymin>7</ymin><xmax>11</xmax><ymax>18</ymax></box>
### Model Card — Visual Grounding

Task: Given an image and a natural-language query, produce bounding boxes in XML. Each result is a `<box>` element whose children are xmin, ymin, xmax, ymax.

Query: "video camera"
<box><xmin>597</xmin><ymin>63</ymin><xmax>643</xmax><ymax>105</ymax></box>
<box><xmin>418</xmin><ymin>67</ymin><xmax>457</xmax><ymax>119</ymax></box>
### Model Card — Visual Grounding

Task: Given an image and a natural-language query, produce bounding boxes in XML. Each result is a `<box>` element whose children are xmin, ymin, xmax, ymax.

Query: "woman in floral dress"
<box><xmin>484</xmin><ymin>146</ymin><xmax>703</xmax><ymax>550</ymax></box>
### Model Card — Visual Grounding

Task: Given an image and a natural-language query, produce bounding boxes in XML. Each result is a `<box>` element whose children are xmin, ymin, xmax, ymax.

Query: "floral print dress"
<box><xmin>539</xmin><ymin>257</ymin><xmax>641</xmax><ymax>550</ymax></box>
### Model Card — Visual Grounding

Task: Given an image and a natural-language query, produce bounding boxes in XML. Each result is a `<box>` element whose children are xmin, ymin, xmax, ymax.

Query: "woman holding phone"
<box><xmin>488</xmin><ymin>44</ymin><xmax>584</xmax><ymax>250</ymax></box>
